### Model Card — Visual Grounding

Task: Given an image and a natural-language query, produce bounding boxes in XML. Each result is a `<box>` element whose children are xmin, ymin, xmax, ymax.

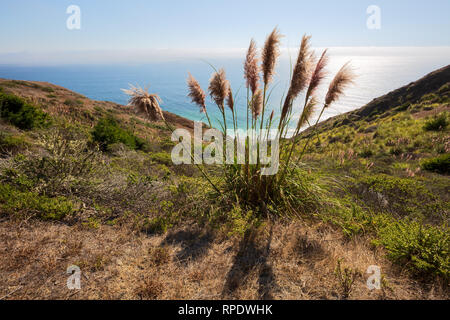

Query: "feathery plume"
<box><xmin>187</xmin><ymin>73</ymin><xmax>207</xmax><ymax>113</ymax></box>
<box><xmin>208</xmin><ymin>68</ymin><xmax>230</xmax><ymax>111</ymax></box>
<box><xmin>251</xmin><ymin>89</ymin><xmax>263</xmax><ymax>119</ymax></box>
<box><xmin>280</xmin><ymin>35</ymin><xmax>312</xmax><ymax>123</ymax></box>
<box><xmin>244</xmin><ymin>39</ymin><xmax>260</xmax><ymax>94</ymax></box>
<box><xmin>261</xmin><ymin>28</ymin><xmax>282</xmax><ymax>85</ymax></box>
<box><xmin>122</xmin><ymin>85</ymin><xmax>164</xmax><ymax>121</ymax></box>
<box><xmin>325</xmin><ymin>62</ymin><xmax>355</xmax><ymax>107</ymax></box>
<box><xmin>289</xmin><ymin>35</ymin><xmax>312</xmax><ymax>99</ymax></box>
<box><xmin>226</xmin><ymin>89</ymin><xmax>234</xmax><ymax>112</ymax></box>
<box><xmin>306</xmin><ymin>49</ymin><xmax>329</xmax><ymax>98</ymax></box>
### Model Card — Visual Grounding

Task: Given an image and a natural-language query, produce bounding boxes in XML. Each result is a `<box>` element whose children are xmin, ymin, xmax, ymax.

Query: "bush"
<box><xmin>0</xmin><ymin>184</ymin><xmax>74</xmax><ymax>220</ymax></box>
<box><xmin>0</xmin><ymin>92</ymin><xmax>50</xmax><ymax>130</ymax></box>
<box><xmin>2</xmin><ymin>127</ymin><xmax>103</xmax><ymax>197</ymax></box>
<box><xmin>375</xmin><ymin>220</ymin><xmax>449</xmax><ymax>278</ymax></box>
<box><xmin>357</xmin><ymin>174</ymin><xmax>441</xmax><ymax>219</ymax></box>
<box><xmin>421</xmin><ymin>154</ymin><xmax>450</xmax><ymax>174</ymax></box>
<box><xmin>0</xmin><ymin>133</ymin><xmax>30</xmax><ymax>154</ymax></box>
<box><xmin>423</xmin><ymin>113</ymin><xmax>448</xmax><ymax>131</ymax></box>
<box><xmin>63</xmin><ymin>98</ymin><xmax>83</xmax><ymax>107</ymax></box>
<box><xmin>92</xmin><ymin>116</ymin><xmax>148</xmax><ymax>151</ymax></box>
<box><xmin>150</xmin><ymin>152</ymin><xmax>172</xmax><ymax>166</ymax></box>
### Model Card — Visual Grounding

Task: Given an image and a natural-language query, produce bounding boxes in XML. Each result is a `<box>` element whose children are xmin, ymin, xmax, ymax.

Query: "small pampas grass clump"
<box><xmin>208</xmin><ymin>68</ymin><xmax>230</xmax><ymax>111</ymax></box>
<box><xmin>325</xmin><ymin>62</ymin><xmax>355</xmax><ymax>107</ymax></box>
<box><xmin>244</xmin><ymin>39</ymin><xmax>260</xmax><ymax>94</ymax></box>
<box><xmin>122</xmin><ymin>85</ymin><xmax>164</xmax><ymax>121</ymax></box>
<box><xmin>187</xmin><ymin>73</ymin><xmax>207</xmax><ymax>113</ymax></box>
<box><xmin>262</xmin><ymin>28</ymin><xmax>282</xmax><ymax>85</ymax></box>
<box><xmin>252</xmin><ymin>89</ymin><xmax>263</xmax><ymax>119</ymax></box>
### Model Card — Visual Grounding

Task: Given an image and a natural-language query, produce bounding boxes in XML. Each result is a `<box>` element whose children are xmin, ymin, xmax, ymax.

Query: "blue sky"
<box><xmin>1</xmin><ymin>0</ymin><xmax>449</xmax><ymax>62</ymax></box>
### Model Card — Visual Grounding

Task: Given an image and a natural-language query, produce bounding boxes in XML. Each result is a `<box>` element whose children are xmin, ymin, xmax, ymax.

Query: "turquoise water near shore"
<box><xmin>1</xmin><ymin>47</ymin><xmax>449</xmax><ymax>134</ymax></box>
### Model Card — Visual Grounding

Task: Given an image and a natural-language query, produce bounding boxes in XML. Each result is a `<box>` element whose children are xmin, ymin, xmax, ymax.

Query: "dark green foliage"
<box><xmin>421</xmin><ymin>154</ymin><xmax>450</xmax><ymax>174</ymax></box>
<box><xmin>423</xmin><ymin>113</ymin><xmax>448</xmax><ymax>131</ymax></box>
<box><xmin>92</xmin><ymin>116</ymin><xmax>149</xmax><ymax>151</ymax></box>
<box><xmin>0</xmin><ymin>92</ymin><xmax>50</xmax><ymax>130</ymax></box>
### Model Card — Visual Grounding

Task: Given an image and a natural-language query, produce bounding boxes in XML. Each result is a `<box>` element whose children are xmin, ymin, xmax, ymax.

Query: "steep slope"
<box><xmin>303</xmin><ymin>64</ymin><xmax>450</xmax><ymax>135</ymax></box>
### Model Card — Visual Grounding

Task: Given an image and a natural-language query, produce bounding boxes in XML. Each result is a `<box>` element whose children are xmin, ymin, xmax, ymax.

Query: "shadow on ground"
<box><xmin>222</xmin><ymin>227</ymin><xmax>278</xmax><ymax>299</ymax></box>
<box><xmin>161</xmin><ymin>228</ymin><xmax>215</xmax><ymax>262</ymax></box>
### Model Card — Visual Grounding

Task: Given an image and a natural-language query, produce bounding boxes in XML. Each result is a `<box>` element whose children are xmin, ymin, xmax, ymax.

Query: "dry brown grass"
<box><xmin>0</xmin><ymin>217</ymin><xmax>447</xmax><ymax>300</ymax></box>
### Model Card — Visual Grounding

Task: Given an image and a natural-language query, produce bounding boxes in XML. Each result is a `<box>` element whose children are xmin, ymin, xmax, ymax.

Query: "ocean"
<box><xmin>0</xmin><ymin>47</ymin><xmax>449</xmax><ymax>133</ymax></box>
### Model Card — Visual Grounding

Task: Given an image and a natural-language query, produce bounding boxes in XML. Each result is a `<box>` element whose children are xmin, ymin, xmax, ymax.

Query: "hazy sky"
<box><xmin>1</xmin><ymin>0</ymin><xmax>449</xmax><ymax>64</ymax></box>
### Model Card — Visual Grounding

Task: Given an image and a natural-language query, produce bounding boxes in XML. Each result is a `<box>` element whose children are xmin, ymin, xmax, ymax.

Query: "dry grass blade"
<box><xmin>244</xmin><ymin>39</ymin><xmax>260</xmax><ymax>94</ymax></box>
<box><xmin>187</xmin><ymin>73</ymin><xmax>207</xmax><ymax>113</ymax></box>
<box><xmin>122</xmin><ymin>85</ymin><xmax>164</xmax><ymax>121</ymax></box>
<box><xmin>269</xmin><ymin>110</ymin><xmax>275</xmax><ymax>123</ymax></box>
<box><xmin>208</xmin><ymin>69</ymin><xmax>230</xmax><ymax>111</ymax></box>
<box><xmin>262</xmin><ymin>28</ymin><xmax>282</xmax><ymax>85</ymax></box>
<box><xmin>325</xmin><ymin>62</ymin><xmax>355</xmax><ymax>107</ymax></box>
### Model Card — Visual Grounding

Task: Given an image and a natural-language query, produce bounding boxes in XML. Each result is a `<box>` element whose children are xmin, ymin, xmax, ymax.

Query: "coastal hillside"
<box><xmin>0</xmin><ymin>70</ymin><xmax>448</xmax><ymax>300</ymax></box>
<box><xmin>302</xmin><ymin>64</ymin><xmax>450</xmax><ymax>135</ymax></box>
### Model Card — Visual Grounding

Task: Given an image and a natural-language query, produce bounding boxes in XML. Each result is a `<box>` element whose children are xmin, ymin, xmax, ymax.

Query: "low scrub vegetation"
<box><xmin>374</xmin><ymin>219</ymin><xmax>449</xmax><ymax>278</ymax></box>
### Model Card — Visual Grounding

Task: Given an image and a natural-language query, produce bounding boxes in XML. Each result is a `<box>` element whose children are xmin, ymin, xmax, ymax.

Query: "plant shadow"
<box><xmin>222</xmin><ymin>227</ymin><xmax>278</xmax><ymax>299</ymax></box>
<box><xmin>161</xmin><ymin>228</ymin><xmax>215</xmax><ymax>262</ymax></box>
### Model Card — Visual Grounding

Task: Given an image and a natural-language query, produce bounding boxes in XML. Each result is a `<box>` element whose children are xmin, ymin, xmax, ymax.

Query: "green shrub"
<box><xmin>421</xmin><ymin>93</ymin><xmax>438</xmax><ymax>103</ymax></box>
<box><xmin>0</xmin><ymin>184</ymin><xmax>74</xmax><ymax>220</ymax></box>
<box><xmin>2</xmin><ymin>127</ymin><xmax>103</xmax><ymax>197</ymax></box>
<box><xmin>41</xmin><ymin>87</ymin><xmax>54</xmax><ymax>93</ymax></box>
<box><xmin>63</xmin><ymin>98</ymin><xmax>83</xmax><ymax>107</ymax></box>
<box><xmin>0</xmin><ymin>92</ymin><xmax>50</xmax><ymax>130</ymax></box>
<box><xmin>437</xmin><ymin>83</ymin><xmax>449</xmax><ymax>94</ymax></box>
<box><xmin>358</xmin><ymin>174</ymin><xmax>441</xmax><ymax>219</ymax></box>
<box><xmin>0</xmin><ymin>133</ymin><xmax>30</xmax><ymax>154</ymax></box>
<box><xmin>375</xmin><ymin>220</ymin><xmax>449</xmax><ymax>278</ymax></box>
<box><xmin>142</xmin><ymin>216</ymin><xmax>172</xmax><ymax>234</ymax></box>
<box><xmin>92</xmin><ymin>116</ymin><xmax>148</xmax><ymax>151</ymax></box>
<box><xmin>421</xmin><ymin>154</ymin><xmax>450</xmax><ymax>174</ymax></box>
<box><xmin>423</xmin><ymin>113</ymin><xmax>448</xmax><ymax>131</ymax></box>
<box><xmin>150</xmin><ymin>152</ymin><xmax>172</xmax><ymax>165</ymax></box>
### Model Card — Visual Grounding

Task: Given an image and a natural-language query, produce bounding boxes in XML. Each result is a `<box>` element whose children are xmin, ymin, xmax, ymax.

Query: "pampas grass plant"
<box><xmin>124</xmin><ymin>29</ymin><xmax>355</xmax><ymax>217</ymax></box>
<box><xmin>184</xmin><ymin>28</ymin><xmax>355</xmax><ymax>216</ymax></box>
